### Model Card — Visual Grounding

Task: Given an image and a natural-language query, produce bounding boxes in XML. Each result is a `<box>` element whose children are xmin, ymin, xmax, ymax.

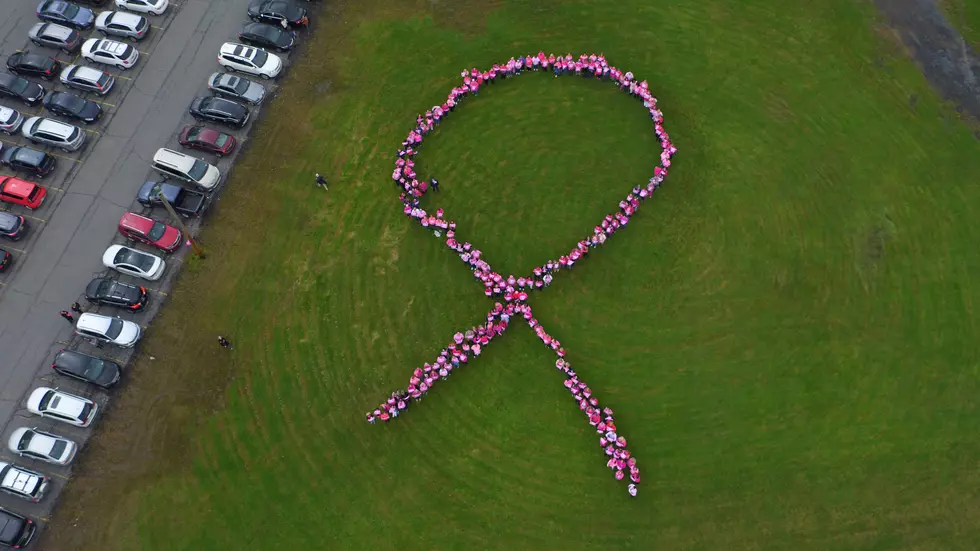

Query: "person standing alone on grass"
<box><xmin>59</xmin><ymin>310</ymin><xmax>74</xmax><ymax>323</ymax></box>
<box><xmin>315</xmin><ymin>173</ymin><xmax>328</xmax><ymax>190</ymax></box>
<box><xmin>218</xmin><ymin>336</ymin><xmax>233</xmax><ymax>349</ymax></box>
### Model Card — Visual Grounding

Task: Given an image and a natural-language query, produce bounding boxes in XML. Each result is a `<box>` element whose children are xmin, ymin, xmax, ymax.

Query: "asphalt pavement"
<box><xmin>0</xmin><ymin>0</ymin><xmax>304</xmax><ymax>538</ymax></box>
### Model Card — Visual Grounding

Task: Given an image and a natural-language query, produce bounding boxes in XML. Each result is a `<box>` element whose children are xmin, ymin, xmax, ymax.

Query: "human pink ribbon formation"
<box><xmin>367</xmin><ymin>53</ymin><xmax>677</xmax><ymax>497</ymax></box>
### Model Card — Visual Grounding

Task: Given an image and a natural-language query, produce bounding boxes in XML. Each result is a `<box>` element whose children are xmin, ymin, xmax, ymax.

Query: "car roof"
<box><xmin>86</xmin><ymin>39</ymin><xmax>128</xmax><ymax>55</ymax></box>
<box><xmin>105</xmin><ymin>10</ymin><xmax>143</xmax><ymax>25</ymax></box>
<box><xmin>120</xmin><ymin>212</ymin><xmax>154</xmax><ymax>232</ymax></box>
<box><xmin>1</xmin><ymin>177</ymin><xmax>37</xmax><ymax>196</ymax></box>
<box><xmin>29</xmin><ymin>117</ymin><xmax>75</xmax><ymax>136</ymax></box>
<box><xmin>221</xmin><ymin>42</ymin><xmax>256</xmax><ymax>58</ymax></box>
<box><xmin>38</xmin><ymin>22</ymin><xmax>74</xmax><ymax>39</ymax></box>
<box><xmin>11</xmin><ymin>147</ymin><xmax>47</xmax><ymax>165</ymax></box>
<box><xmin>65</xmin><ymin>64</ymin><xmax>105</xmax><ymax>82</ymax></box>
<box><xmin>0</xmin><ymin>106</ymin><xmax>15</xmax><ymax>118</ymax></box>
<box><xmin>77</xmin><ymin>312</ymin><xmax>113</xmax><ymax>333</ymax></box>
<box><xmin>55</xmin><ymin>348</ymin><xmax>96</xmax><ymax>371</ymax></box>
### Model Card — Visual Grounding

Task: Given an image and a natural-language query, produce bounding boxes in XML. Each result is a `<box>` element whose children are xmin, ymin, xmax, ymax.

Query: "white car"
<box><xmin>96</xmin><ymin>10</ymin><xmax>149</xmax><ymax>41</ymax></box>
<box><xmin>217</xmin><ymin>42</ymin><xmax>282</xmax><ymax>80</ymax></box>
<box><xmin>26</xmin><ymin>387</ymin><xmax>99</xmax><ymax>427</ymax></box>
<box><xmin>0</xmin><ymin>105</ymin><xmax>25</xmax><ymax>134</ymax></box>
<box><xmin>102</xmin><ymin>244</ymin><xmax>165</xmax><ymax>280</ymax></box>
<box><xmin>115</xmin><ymin>0</ymin><xmax>168</xmax><ymax>15</ymax></box>
<box><xmin>8</xmin><ymin>428</ymin><xmax>78</xmax><ymax>466</ymax></box>
<box><xmin>0</xmin><ymin>462</ymin><xmax>49</xmax><ymax>503</ymax></box>
<box><xmin>74</xmin><ymin>313</ymin><xmax>142</xmax><ymax>348</ymax></box>
<box><xmin>82</xmin><ymin>38</ymin><xmax>139</xmax><ymax>70</ymax></box>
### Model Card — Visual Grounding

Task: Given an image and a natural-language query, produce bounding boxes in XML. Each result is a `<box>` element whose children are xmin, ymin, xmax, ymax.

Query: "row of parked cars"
<box><xmin>0</xmin><ymin>0</ymin><xmax>312</xmax><ymax>547</ymax></box>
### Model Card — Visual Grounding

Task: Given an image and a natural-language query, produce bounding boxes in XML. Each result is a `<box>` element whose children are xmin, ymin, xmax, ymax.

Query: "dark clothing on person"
<box><xmin>59</xmin><ymin>310</ymin><xmax>74</xmax><ymax>323</ymax></box>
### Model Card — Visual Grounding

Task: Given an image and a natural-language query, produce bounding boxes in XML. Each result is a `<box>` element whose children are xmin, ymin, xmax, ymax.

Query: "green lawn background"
<box><xmin>53</xmin><ymin>0</ymin><xmax>980</xmax><ymax>549</ymax></box>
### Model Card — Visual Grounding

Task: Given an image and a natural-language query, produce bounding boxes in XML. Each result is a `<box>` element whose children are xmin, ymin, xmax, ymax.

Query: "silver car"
<box><xmin>60</xmin><ymin>64</ymin><xmax>115</xmax><ymax>96</ymax></box>
<box><xmin>95</xmin><ymin>10</ymin><xmax>149</xmax><ymax>41</ymax></box>
<box><xmin>21</xmin><ymin>117</ymin><xmax>86</xmax><ymax>152</ymax></box>
<box><xmin>28</xmin><ymin>22</ymin><xmax>82</xmax><ymax>52</ymax></box>
<box><xmin>0</xmin><ymin>106</ymin><xmax>24</xmax><ymax>134</ymax></box>
<box><xmin>206</xmin><ymin>72</ymin><xmax>266</xmax><ymax>105</ymax></box>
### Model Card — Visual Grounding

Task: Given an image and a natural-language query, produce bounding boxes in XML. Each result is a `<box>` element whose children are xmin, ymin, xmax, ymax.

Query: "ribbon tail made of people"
<box><xmin>367</xmin><ymin>52</ymin><xmax>676</xmax><ymax>498</ymax></box>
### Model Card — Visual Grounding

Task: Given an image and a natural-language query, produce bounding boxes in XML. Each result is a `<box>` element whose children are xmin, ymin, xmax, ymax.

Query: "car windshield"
<box><xmin>214</xmin><ymin>133</ymin><xmax>230</xmax><ymax>148</ymax></box>
<box><xmin>83</xmin><ymin>358</ymin><xmax>105</xmax><ymax>379</ymax></box>
<box><xmin>18</xmin><ymin>432</ymin><xmax>33</xmax><ymax>450</ymax></box>
<box><xmin>60</xmin><ymin>94</ymin><xmax>86</xmax><ymax>113</ymax></box>
<box><xmin>187</xmin><ymin>160</ymin><xmax>210</xmax><ymax>181</ymax></box>
<box><xmin>38</xmin><ymin>390</ymin><xmax>54</xmax><ymax>410</ymax></box>
<box><xmin>115</xmin><ymin>248</ymin><xmax>156</xmax><ymax>271</ymax></box>
<box><xmin>105</xmin><ymin>318</ymin><xmax>123</xmax><ymax>339</ymax></box>
<box><xmin>252</xmin><ymin>48</ymin><xmax>268</xmax><ymax>66</ymax></box>
<box><xmin>7</xmin><ymin>79</ymin><xmax>28</xmax><ymax>95</ymax></box>
<box><xmin>60</xmin><ymin>3</ymin><xmax>79</xmax><ymax>18</ymax></box>
<box><xmin>49</xmin><ymin>440</ymin><xmax>67</xmax><ymax>458</ymax></box>
<box><xmin>147</xmin><ymin>221</ymin><xmax>167</xmax><ymax>241</ymax></box>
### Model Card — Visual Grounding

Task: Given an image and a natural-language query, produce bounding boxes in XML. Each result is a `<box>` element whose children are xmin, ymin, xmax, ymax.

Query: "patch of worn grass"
<box><xmin>938</xmin><ymin>0</ymin><xmax>980</xmax><ymax>47</ymax></box>
<box><xmin>43</xmin><ymin>0</ymin><xmax>980</xmax><ymax>550</ymax></box>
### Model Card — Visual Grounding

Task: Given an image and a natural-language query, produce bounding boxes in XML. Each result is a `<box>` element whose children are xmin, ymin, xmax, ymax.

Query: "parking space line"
<box><xmin>46</xmin><ymin>186</ymin><xmax>66</xmax><ymax>192</ymax></box>
<box><xmin>5</xmin><ymin>247</ymin><xmax>27</xmax><ymax>254</ymax></box>
<box><xmin>0</xmin><ymin>281</ymin><xmax>6</xmax><ymax>286</ymax></box>
<box><xmin>90</xmin><ymin>100</ymin><xmax>117</xmax><ymax>108</ymax></box>
<box><xmin>49</xmin><ymin>472</ymin><xmax>70</xmax><ymax>481</ymax></box>
<box><xmin>144</xmin><ymin>287</ymin><xmax>168</xmax><ymax>296</ymax></box>
<box><xmin>110</xmin><ymin>73</ymin><xmax>133</xmax><ymax>81</ymax></box>
<box><xmin>83</xmin><ymin>128</ymin><xmax>102</xmax><ymax>135</ymax></box>
<box><xmin>55</xmin><ymin>340</ymin><xmax>72</xmax><ymax>346</ymax></box>
<box><xmin>23</xmin><ymin>214</ymin><xmax>47</xmax><ymax>223</ymax></box>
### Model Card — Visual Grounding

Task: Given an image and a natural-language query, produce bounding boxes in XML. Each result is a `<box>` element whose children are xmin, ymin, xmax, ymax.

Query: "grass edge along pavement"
<box><xmin>367</xmin><ymin>52</ymin><xmax>677</xmax><ymax>498</ymax></box>
<box><xmin>42</xmin><ymin>0</ymin><xmax>980</xmax><ymax>549</ymax></box>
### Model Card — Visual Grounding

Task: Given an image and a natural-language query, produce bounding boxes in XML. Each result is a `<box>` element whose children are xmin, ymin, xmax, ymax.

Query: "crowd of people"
<box><xmin>369</xmin><ymin>53</ymin><xmax>677</xmax><ymax>498</ymax></box>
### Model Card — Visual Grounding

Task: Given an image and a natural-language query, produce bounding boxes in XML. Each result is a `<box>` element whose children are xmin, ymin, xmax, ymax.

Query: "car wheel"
<box><xmin>61</xmin><ymin>147</ymin><xmax>73</xmax><ymax>152</ymax></box>
<box><xmin>260</xmin><ymin>73</ymin><xmax>270</xmax><ymax>80</ymax></box>
<box><xmin>215</xmin><ymin>152</ymin><xmax>223</xmax><ymax>158</ymax></box>
<box><xmin>84</xmin><ymin>56</ymin><xmax>95</xmax><ymax>63</ymax></box>
<box><xmin>100</xmin><ymin>30</ymin><xmax>109</xmax><ymax>36</ymax></box>
<box><xmin>32</xmin><ymin>40</ymin><xmax>43</xmax><ymax>47</ymax></box>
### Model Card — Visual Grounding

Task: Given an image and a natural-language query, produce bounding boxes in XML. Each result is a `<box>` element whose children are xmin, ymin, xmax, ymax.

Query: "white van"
<box><xmin>151</xmin><ymin>148</ymin><xmax>220</xmax><ymax>192</ymax></box>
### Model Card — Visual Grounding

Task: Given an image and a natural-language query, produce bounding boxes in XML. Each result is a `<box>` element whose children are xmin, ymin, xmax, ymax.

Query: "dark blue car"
<box><xmin>37</xmin><ymin>0</ymin><xmax>95</xmax><ymax>30</ymax></box>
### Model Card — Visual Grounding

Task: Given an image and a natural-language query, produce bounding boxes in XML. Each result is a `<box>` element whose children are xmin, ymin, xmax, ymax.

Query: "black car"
<box><xmin>37</xmin><ymin>0</ymin><xmax>97</xmax><ymax>30</ymax></box>
<box><xmin>7</xmin><ymin>53</ymin><xmax>61</xmax><ymax>81</ymax></box>
<box><xmin>0</xmin><ymin>506</ymin><xmax>36</xmax><ymax>548</ymax></box>
<box><xmin>0</xmin><ymin>72</ymin><xmax>45</xmax><ymax>105</ymax></box>
<box><xmin>43</xmin><ymin>91</ymin><xmax>102</xmax><ymax>123</ymax></box>
<box><xmin>0</xmin><ymin>146</ymin><xmax>56</xmax><ymax>178</ymax></box>
<box><xmin>189</xmin><ymin>96</ymin><xmax>249</xmax><ymax>127</ymax></box>
<box><xmin>247</xmin><ymin>0</ymin><xmax>308</xmax><ymax>28</ymax></box>
<box><xmin>0</xmin><ymin>213</ymin><xmax>27</xmax><ymax>241</ymax></box>
<box><xmin>52</xmin><ymin>349</ymin><xmax>122</xmax><ymax>388</ymax></box>
<box><xmin>238</xmin><ymin>22</ymin><xmax>296</xmax><ymax>52</ymax></box>
<box><xmin>84</xmin><ymin>277</ymin><xmax>148</xmax><ymax>310</ymax></box>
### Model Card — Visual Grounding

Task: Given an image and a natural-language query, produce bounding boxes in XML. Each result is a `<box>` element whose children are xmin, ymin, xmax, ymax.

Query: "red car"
<box><xmin>117</xmin><ymin>212</ymin><xmax>183</xmax><ymax>253</ymax></box>
<box><xmin>0</xmin><ymin>176</ymin><xmax>47</xmax><ymax>209</ymax></box>
<box><xmin>177</xmin><ymin>125</ymin><xmax>237</xmax><ymax>157</ymax></box>
<box><xmin>0</xmin><ymin>248</ymin><xmax>10</xmax><ymax>271</ymax></box>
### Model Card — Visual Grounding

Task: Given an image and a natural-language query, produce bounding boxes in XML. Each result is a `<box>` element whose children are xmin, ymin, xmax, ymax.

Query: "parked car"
<box><xmin>178</xmin><ymin>125</ymin><xmax>237</xmax><ymax>157</ymax></box>
<box><xmin>60</xmin><ymin>64</ymin><xmax>114</xmax><ymax>95</ymax></box>
<box><xmin>247</xmin><ymin>0</ymin><xmax>308</xmax><ymax>28</ymax></box>
<box><xmin>217</xmin><ymin>42</ymin><xmax>282</xmax><ymax>80</ymax></box>
<box><xmin>52</xmin><ymin>348</ymin><xmax>123</xmax><ymax>387</ymax></box>
<box><xmin>43</xmin><ymin>91</ymin><xmax>102</xmax><ymax>124</ymax></box>
<box><xmin>189</xmin><ymin>96</ymin><xmax>249</xmax><ymax>128</ymax></box>
<box><xmin>8</xmin><ymin>428</ymin><xmax>78</xmax><ymax>466</ymax></box>
<box><xmin>0</xmin><ymin>506</ymin><xmax>36</xmax><ymax>548</ymax></box>
<box><xmin>151</xmin><ymin>148</ymin><xmax>221</xmax><ymax>191</ymax></box>
<box><xmin>102</xmin><ymin>244</ymin><xmax>165</xmax><ymax>280</ymax></box>
<box><xmin>0</xmin><ymin>249</ymin><xmax>11</xmax><ymax>272</ymax></box>
<box><xmin>36</xmin><ymin>0</ymin><xmax>96</xmax><ymax>30</ymax></box>
<box><xmin>0</xmin><ymin>462</ymin><xmax>49</xmax><ymax>503</ymax></box>
<box><xmin>0</xmin><ymin>176</ymin><xmax>47</xmax><ymax>209</ymax></box>
<box><xmin>28</xmin><ymin>22</ymin><xmax>82</xmax><ymax>52</ymax></box>
<box><xmin>0</xmin><ymin>73</ymin><xmax>45</xmax><ymax>105</ymax></box>
<box><xmin>118</xmin><ymin>211</ymin><xmax>182</xmax><ymax>252</ymax></box>
<box><xmin>0</xmin><ymin>213</ymin><xmax>27</xmax><ymax>241</ymax></box>
<box><xmin>206</xmin><ymin>71</ymin><xmax>266</xmax><ymax>104</ymax></box>
<box><xmin>0</xmin><ymin>106</ymin><xmax>25</xmax><ymax>134</ymax></box>
<box><xmin>114</xmin><ymin>0</ymin><xmax>168</xmax><ymax>15</ymax></box>
<box><xmin>0</xmin><ymin>145</ymin><xmax>57</xmax><ymax>178</ymax></box>
<box><xmin>238</xmin><ymin>22</ymin><xmax>295</xmax><ymax>52</ymax></box>
<box><xmin>95</xmin><ymin>10</ymin><xmax>148</xmax><ymax>40</ymax></box>
<box><xmin>21</xmin><ymin>116</ymin><xmax>86</xmax><ymax>152</ymax></box>
<box><xmin>74</xmin><ymin>313</ymin><xmax>141</xmax><ymax>348</ymax></box>
<box><xmin>84</xmin><ymin>277</ymin><xmax>147</xmax><ymax>310</ymax></box>
<box><xmin>81</xmin><ymin>38</ymin><xmax>138</xmax><ymax>69</ymax></box>
<box><xmin>137</xmin><ymin>180</ymin><xmax>206</xmax><ymax>217</ymax></box>
<box><xmin>26</xmin><ymin>386</ymin><xmax>99</xmax><ymax>426</ymax></box>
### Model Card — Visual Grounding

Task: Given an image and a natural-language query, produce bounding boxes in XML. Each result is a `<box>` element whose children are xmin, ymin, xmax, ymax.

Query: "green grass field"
<box><xmin>46</xmin><ymin>0</ymin><xmax>980</xmax><ymax>549</ymax></box>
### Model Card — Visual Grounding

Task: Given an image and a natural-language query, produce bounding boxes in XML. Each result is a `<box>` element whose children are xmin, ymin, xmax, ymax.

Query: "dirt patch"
<box><xmin>873</xmin><ymin>0</ymin><xmax>980</xmax><ymax>127</ymax></box>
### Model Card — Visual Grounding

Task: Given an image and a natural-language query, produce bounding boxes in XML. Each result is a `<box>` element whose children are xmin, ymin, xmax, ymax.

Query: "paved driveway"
<box><xmin>0</xmin><ymin>0</ymin><xmax>301</xmax><ymax>536</ymax></box>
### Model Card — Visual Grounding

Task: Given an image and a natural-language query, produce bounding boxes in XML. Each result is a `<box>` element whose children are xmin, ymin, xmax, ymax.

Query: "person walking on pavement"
<box><xmin>59</xmin><ymin>310</ymin><xmax>74</xmax><ymax>323</ymax></box>
<box><xmin>70</xmin><ymin>302</ymin><xmax>84</xmax><ymax>314</ymax></box>
<box><xmin>315</xmin><ymin>173</ymin><xmax>328</xmax><ymax>190</ymax></box>
<box><xmin>218</xmin><ymin>336</ymin><xmax>233</xmax><ymax>349</ymax></box>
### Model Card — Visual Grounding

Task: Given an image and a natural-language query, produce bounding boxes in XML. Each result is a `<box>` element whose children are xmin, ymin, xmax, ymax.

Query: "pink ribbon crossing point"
<box><xmin>367</xmin><ymin>52</ymin><xmax>677</xmax><ymax>497</ymax></box>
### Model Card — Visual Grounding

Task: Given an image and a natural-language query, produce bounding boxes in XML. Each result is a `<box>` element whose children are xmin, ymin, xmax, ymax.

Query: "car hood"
<box><xmin>242</xmin><ymin>82</ymin><xmax>265</xmax><ymax>103</ymax></box>
<box><xmin>24</xmin><ymin>81</ymin><xmax>45</xmax><ymax>101</ymax></box>
<box><xmin>96</xmin><ymin>362</ymin><xmax>122</xmax><ymax>385</ymax></box>
<box><xmin>114</xmin><ymin>320</ymin><xmax>140</xmax><ymax>345</ymax></box>
<box><xmin>79</xmin><ymin>100</ymin><xmax>101</xmax><ymax>121</ymax></box>
<box><xmin>138</xmin><ymin>180</ymin><xmax>178</xmax><ymax>203</ymax></box>
<box><xmin>73</xmin><ymin>9</ymin><xmax>96</xmax><ymax>26</ymax></box>
<box><xmin>159</xmin><ymin>225</ymin><xmax>182</xmax><ymax>248</ymax></box>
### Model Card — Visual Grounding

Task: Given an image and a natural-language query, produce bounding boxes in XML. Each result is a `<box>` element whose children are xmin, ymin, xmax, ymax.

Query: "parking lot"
<box><xmin>0</xmin><ymin>0</ymin><xmax>312</xmax><ymax>541</ymax></box>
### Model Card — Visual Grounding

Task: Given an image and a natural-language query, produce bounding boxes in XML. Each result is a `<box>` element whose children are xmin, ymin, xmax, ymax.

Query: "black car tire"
<box><xmin>32</xmin><ymin>40</ymin><xmax>43</xmax><ymax>47</ymax></box>
<box><xmin>260</xmin><ymin>73</ymin><xmax>270</xmax><ymax>79</ymax></box>
<box><xmin>61</xmin><ymin>147</ymin><xmax>72</xmax><ymax>152</ymax></box>
<box><xmin>100</xmin><ymin>30</ymin><xmax>109</xmax><ymax>36</ymax></box>
<box><xmin>215</xmin><ymin>151</ymin><xmax>223</xmax><ymax>158</ymax></box>
<box><xmin>225</xmin><ymin>65</ymin><xmax>235</xmax><ymax>72</ymax></box>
